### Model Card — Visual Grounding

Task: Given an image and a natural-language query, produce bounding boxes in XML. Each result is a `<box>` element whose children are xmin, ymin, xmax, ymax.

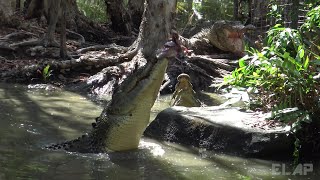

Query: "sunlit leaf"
<box><xmin>304</xmin><ymin>56</ymin><xmax>309</xmax><ymax>69</ymax></box>
<box><xmin>239</xmin><ymin>58</ymin><xmax>246</xmax><ymax>68</ymax></box>
<box><xmin>299</xmin><ymin>49</ymin><xmax>305</xmax><ymax>59</ymax></box>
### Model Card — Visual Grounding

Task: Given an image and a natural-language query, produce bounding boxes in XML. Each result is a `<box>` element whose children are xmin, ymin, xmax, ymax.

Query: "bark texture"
<box><xmin>0</xmin><ymin>0</ymin><xmax>16</xmax><ymax>23</ymax></box>
<box><xmin>105</xmin><ymin>0</ymin><xmax>131</xmax><ymax>35</ymax></box>
<box><xmin>128</xmin><ymin>0</ymin><xmax>144</xmax><ymax>30</ymax></box>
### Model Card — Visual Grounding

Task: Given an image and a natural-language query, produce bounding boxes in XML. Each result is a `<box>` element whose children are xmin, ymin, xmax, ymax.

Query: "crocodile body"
<box><xmin>47</xmin><ymin>43</ymin><xmax>179</xmax><ymax>153</ymax></box>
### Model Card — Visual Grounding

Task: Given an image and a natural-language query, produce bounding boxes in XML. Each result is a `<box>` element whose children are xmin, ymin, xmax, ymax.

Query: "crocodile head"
<box><xmin>156</xmin><ymin>41</ymin><xmax>181</xmax><ymax>59</ymax></box>
<box><xmin>48</xmin><ymin>41</ymin><xmax>180</xmax><ymax>153</ymax></box>
<box><xmin>208</xmin><ymin>20</ymin><xmax>255</xmax><ymax>56</ymax></box>
<box><xmin>99</xmin><ymin>42</ymin><xmax>180</xmax><ymax>151</ymax></box>
<box><xmin>171</xmin><ymin>73</ymin><xmax>201</xmax><ymax>107</ymax></box>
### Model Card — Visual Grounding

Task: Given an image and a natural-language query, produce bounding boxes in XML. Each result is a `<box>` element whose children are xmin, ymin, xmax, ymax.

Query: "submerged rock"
<box><xmin>144</xmin><ymin>106</ymin><xmax>294</xmax><ymax>159</ymax></box>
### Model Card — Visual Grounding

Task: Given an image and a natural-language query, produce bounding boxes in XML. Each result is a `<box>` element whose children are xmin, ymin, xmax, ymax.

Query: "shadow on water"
<box><xmin>0</xmin><ymin>83</ymin><xmax>98</xmax><ymax>179</ymax></box>
<box><xmin>0</xmin><ymin>83</ymin><xmax>191</xmax><ymax>180</ymax></box>
<box><xmin>0</xmin><ymin>84</ymin><xmax>97</xmax><ymax>140</ymax></box>
<box><xmin>0</xmin><ymin>83</ymin><xmax>318</xmax><ymax>179</ymax></box>
<box><xmin>154</xmin><ymin>140</ymin><xmax>320</xmax><ymax>180</ymax></box>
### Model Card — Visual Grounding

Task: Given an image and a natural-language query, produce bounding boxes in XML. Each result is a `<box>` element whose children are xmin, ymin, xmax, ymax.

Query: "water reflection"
<box><xmin>0</xmin><ymin>83</ymin><xmax>318</xmax><ymax>179</ymax></box>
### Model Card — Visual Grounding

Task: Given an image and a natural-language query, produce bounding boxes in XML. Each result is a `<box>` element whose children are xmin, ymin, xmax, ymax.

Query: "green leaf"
<box><xmin>304</xmin><ymin>56</ymin><xmax>309</xmax><ymax>69</ymax></box>
<box><xmin>283</xmin><ymin>52</ymin><xmax>290</xmax><ymax>59</ymax></box>
<box><xmin>43</xmin><ymin>65</ymin><xmax>50</xmax><ymax>76</ymax></box>
<box><xmin>299</xmin><ymin>49</ymin><xmax>305</xmax><ymax>59</ymax></box>
<box><xmin>239</xmin><ymin>58</ymin><xmax>246</xmax><ymax>68</ymax></box>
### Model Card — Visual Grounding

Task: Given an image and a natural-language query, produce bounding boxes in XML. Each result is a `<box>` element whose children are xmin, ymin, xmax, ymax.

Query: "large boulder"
<box><xmin>144</xmin><ymin>106</ymin><xmax>295</xmax><ymax>159</ymax></box>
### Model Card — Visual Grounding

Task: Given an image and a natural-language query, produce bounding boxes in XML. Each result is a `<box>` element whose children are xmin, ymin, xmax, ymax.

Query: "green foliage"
<box><xmin>77</xmin><ymin>0</ymin><xmax>107</xmax><ymax>23</ymax></box>
<box><xmin>225</xmin><ymin>8</ymin><xmax>320</xmax><ymax>162</ymax></box>
<box><xmin>176</xmin><ymin>0</ymin><xmax>194</xmax><ymax>28</ymax></box>
<box><xmin>225</xmin><ymin>20</ymin><xmax>319</xmax><ymax>160</ymax></box>
<box><xmin>42</xmin><ymin>65</ymin><xmax>53</xmax><ymax>82</ymax></box>
<box><xmin>269</xmin><ymin>108</ymin><xmax>311</xmax><ymax>130</ymax></box>
<box><xmin>194</xmin><ymin>0</ymin><xmax>234</xmax><ymax>20</ymax></box>
<box><xmin>224</xmin><ymin>23</ymin><xmax>319</xmax><ymax>112</ymax></box>
<box><xmin>304</xmin><ymin>0</ymin><xmax>320</xmax><ymax>8</ymax></box>
<box><xmin>268</xmin><ymin>0</ymin><xmax>284</xmax><ymax>24</ymax></box>
<box><xmin>300</xmin><ymin>6</ymin><xmax>320</xmax><ymax>57</ymax></box>
<box><xmin>176</xmin><ymin>0</ymin><xmax>234</xmax><ymax>29</ymax></box>
<box><xmin>301</xmin><ymin>6</ymin><xmax>320</xmax><ymax>30</ymax></box>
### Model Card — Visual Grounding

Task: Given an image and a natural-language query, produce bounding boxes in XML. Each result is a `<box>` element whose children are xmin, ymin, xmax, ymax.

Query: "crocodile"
<box><xmin>47</xmin><ymin>41</ymin><xmax>180</xmax><ymax>153</ymax></box>
<box><xmin>171</xmin><ymin>73</ymin><xmax>201</xmax><ymax>107</ymax></box>
<box><xmin>180</xmin><ymin>20</ymin><xmax>255</xmax><ymax>56</ymax></box>
<box><xmin>205</xmin><ymin>20</ymin><xmax>255</xmax><ymax>56</ymax></box>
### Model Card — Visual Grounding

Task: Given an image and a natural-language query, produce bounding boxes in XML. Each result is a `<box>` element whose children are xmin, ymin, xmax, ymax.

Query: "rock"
<box><xmin>27</xmin><ymin>84</ymin><xmax>61</xmax><ymax>91</ymax></box>
<box><xmin>219</xmin><ymin>87</ymin><xmax>250</xmax><ymax>108</ymax></box>
<box><xmin>144</xmin><ymin>106</ymin><xmax>295</xmax><ymax>159</ymax></box>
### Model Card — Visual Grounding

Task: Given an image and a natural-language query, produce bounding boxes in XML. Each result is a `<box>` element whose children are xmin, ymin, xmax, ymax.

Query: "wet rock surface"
<box><xmin>144</xmin><ymin>106</ymin><xmax>295</xmax><ymax>159</ymax></box>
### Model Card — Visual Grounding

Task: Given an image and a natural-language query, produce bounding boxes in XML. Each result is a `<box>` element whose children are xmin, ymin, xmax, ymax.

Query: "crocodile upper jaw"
<box><xmin>99</xmin><ymin>57</ymin><xmax>170</xmax><ymax>151</ymax></box>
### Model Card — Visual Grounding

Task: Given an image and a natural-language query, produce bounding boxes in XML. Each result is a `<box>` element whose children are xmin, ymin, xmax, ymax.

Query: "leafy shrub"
<box><xmin>224</xmin><ymin>22</ymin><xmax>320</xmax><ymax>112</ymax></box>
<box><xmin>300</xmin><ymin>5</ymin><xmax>320</xmax><ymax>58</ymax></box>
<box><xmin>77</xmin><ymin>0</ymin><xmax>107</xmax><ymax>23</ymax></box>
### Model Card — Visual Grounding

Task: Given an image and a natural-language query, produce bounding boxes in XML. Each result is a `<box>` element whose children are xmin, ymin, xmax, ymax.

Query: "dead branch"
<box><xmin>188</xmin><ymin>55</ymin><xmax>237</xmax><ymax>71</ymax></box>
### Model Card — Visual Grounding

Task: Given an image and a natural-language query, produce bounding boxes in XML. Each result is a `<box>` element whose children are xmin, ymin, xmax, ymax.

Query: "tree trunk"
<box><xmin>0</xmin><ymin>0</ymin><xmax>15</xmax><ymax>23</ymax></box>
<box><xmin>128</xmin><ymin>0</ymin><xmax>144</xmax><ymax>30</ymax></box>
<box><xmin>134</xmin><ymin>0</ymin><xmax>177</xmax><ymax>58</ymax></box>
<box><xmin>233</xmin><ymin>0</ymin><xmax>239</xmax><ymax>20</ymax></box>
<box><xmin>44</xmin><ymin>0</ymin><xmax>178</xmax><ymax>153</ymax></box>
<box><xmin>16</xmin><ymin>0</ymin><xmax>21</xmax><ymax>12</ymax></box>
<box><xmin>105</xmin><ymin>0</ymin><xmax>131</xmax><ymax>35</ymax></box>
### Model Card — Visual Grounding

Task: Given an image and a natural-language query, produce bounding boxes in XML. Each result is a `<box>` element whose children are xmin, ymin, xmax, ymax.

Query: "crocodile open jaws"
<box><xmin>47</xmin><ymin>41</ymin><xmax>180</xmax><ymax>153</ymax></box>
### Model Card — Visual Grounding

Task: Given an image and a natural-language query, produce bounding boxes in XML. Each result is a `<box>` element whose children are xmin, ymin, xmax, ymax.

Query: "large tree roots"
<box><xmin>1</xmin><ymin>24</ymin><xmax>240</xmax><ymax>97</ymax></box>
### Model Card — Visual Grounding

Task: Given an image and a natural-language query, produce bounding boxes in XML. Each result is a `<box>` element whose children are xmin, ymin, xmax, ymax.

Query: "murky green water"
<box><xmin>0</xmin><ymin>83</ymin><xmax>318</xmax><ymax>180</ymax></box>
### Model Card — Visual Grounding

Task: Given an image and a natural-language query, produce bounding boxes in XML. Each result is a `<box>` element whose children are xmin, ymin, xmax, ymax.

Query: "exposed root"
<box><xmin>109</xmin><ymin>35</ymin><xmax>135</xmax><ymax>43</ymax></box>
<box><xmin>67</xmin><ymin>29</ymin><xmax>85</xmax><ymax>45</ymax></box>
<box><xmin>0</xmin><ymin>56</ymin><xmax>7</xmax><ymax>61</ymax></box>
<box><xmin>77</xmin><ymin>43</ymin><xmax>127</xmax><ymax>54</ymax></box>
<box><xmin>10</xmin><ymin>37</ymin><xmax>60</xmax><ymax>53</ymax></box>
<box><xmin>0</xmin><ymin>54</ymin><xmax>122</xmax><ymax>82</ymax></box>
<box><xmin>119</xmin><ymin>46</ymin><xmax>138</xmax><ymax>62</ymax></box>
<box><xmin>77</xmin><ymin>45</ymin><xmax>112</xmax><ymax>54</ymax></box>
<box><xmin>0</xmin><ymin>31</ymin><xmax>37</xmax><ymax>41</ymax></box>
<box><xmin>0</xmin><ymin>44</ymin><xmax>15</xmax><ymax>52</ymax></box>
<box><xmin>10</xmin><ymin>39</ymin><xmax>42</xmax><ymax>48</ymax></box>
